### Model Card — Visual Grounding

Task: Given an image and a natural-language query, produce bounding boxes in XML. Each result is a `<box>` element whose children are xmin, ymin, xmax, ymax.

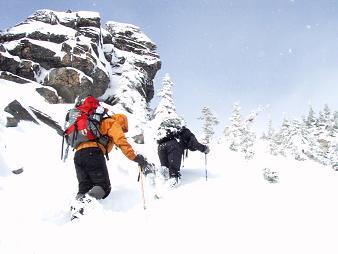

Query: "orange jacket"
<box><xmin>76</xmin><ymin>114</ymin><xmax>137</xmax><ymax>161</ymax></box>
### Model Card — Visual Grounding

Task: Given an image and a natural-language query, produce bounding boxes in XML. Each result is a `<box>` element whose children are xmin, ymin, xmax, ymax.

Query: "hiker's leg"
<box><xmin>167</xmin><ymin>140</ymin><xmax>183</xmax><ymax>178</ymax></box>
<box><xmin>84</xmin><ymin>148</ymin><xmax>111</xmax><ymax>199</ymax></box>
<box><xmin>158</xmin><ymin>142</ymin><xmax>169</xmax><ymax>168</ymax></box>
<box><xmin>74</xmin><ymin>149</ymin><xmax>93</xmax><ymax>196</ymax></box>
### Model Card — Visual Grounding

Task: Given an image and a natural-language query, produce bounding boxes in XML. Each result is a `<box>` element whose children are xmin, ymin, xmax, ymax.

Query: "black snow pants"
<box><xmin>158</xmin><ymin>139</ymin><xmax>183</xmax><ymax>178</ymax></box>
<box><xmin>74</xmin><ymin>147</ymin><xmax>111</xmax><ymax>199</ymax></box>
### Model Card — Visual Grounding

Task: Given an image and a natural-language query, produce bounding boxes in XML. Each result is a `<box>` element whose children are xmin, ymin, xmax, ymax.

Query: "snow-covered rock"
<box><xmin>0</xmin><ymin>9</ymin><xmax>161</xmax><ymax>127</ymax></box>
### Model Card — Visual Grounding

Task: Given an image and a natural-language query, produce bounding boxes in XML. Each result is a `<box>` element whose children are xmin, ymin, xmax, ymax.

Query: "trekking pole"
<box><xmin>205</xmin><ymin>154</ymin><xmax>208</xmax><ymax>181</ymax></box>
<box><xmin>138</xmin><ymin>166</ymin><xmax>146</xmax><ymax>210</ymax></box>
<box><xmin>61</xmin><ymin>135</ymin><xmax>65</xmax><ymax>161</ymax></box>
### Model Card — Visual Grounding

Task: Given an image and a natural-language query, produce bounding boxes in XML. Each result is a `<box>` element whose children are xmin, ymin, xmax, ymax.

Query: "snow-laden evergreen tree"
<box><xmin>240</xmin><ymin>124</ymin><xmax>256</xmax><ymax>159</ymax></box>
<box><xmin>225</xmin><ymin>102</ymin><xmax>243</xmax><ymax>152</ymax></box>
<box><xmin>152</xmin><ymin>73</ymin><xmax>180</xmax><ymax>124</ymax></box>
<box><xmin>288</xmin><ymin>119</ymin><xmax>309</xmax><ymax>161</ymax></box>
<box><xmin>333</xmin><ymin>111</ymin><xmax>338</xmax><ymax>134</ymax></box>
<box><xmin>305</xmin><ymin>106</ymin><xmax>316</xmax><ymax>129</ymax></box>
<box><xmin>270</xmin><ymin>114</ymin><xmax>290</xmax><ymax>156</ymax></box>
<box><xmin>262</xmin><ymin>118</ymin><xmax>274</xmax><ymax>140</ymax></box>
<box><xmin>147</xmin><ymin>73</ymin><xmax>183</xmax><ymax>143</ymax></box>
<box><xmin>270</xmin><ymin>114</ymin><xmax>308</xmax><ymax>160</ymax></box>
<box><xmin>224</xmin><ymin>102</ymin><xmax>258</xmax><ymax>159</ymax></box>
<box><xmin>262</xmin><ymin>118</ymin><xmax>279</xmax><ymax>155</ymax></box>
<box><xmin>302</xmin><ymin>107</ymin><xmax>321</xmax><ymax>162</ymax></box>
<box><xmin>198</xmin><ymin>106</ymin><xmax>219</xmax><ymax>144</ymax></box>
<box><xmin>313</xmin><ymin>105</ymin><xmax>337</xmax><ymax>165</ymax></box>
<box><xmin>268</xmin><ymin>105</ymin><xmax>338</xmax><ymax>166</ymax></box>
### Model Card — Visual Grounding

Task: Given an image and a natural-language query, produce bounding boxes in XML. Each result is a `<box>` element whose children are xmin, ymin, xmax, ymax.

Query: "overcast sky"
<box><xmin>1</xmin><ymin>0</ymin><xmax>338</xmax><ymax>135</ymax></box>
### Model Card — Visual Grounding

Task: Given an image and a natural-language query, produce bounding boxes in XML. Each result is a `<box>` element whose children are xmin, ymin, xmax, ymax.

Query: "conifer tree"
<box><xmin>334</xmin><ymin>111</ymin><xmax>338</xmax><ymax>131</ymax></box>
<box><xmin>305</xmin><ymin>106</ymin><xmax>316</xmax><ymax>129</ymax></box>
<box><xmin>241</xmin><ymin>125</ymin><xmax>256</xmax><ymax>159</ymax></box>
<box><xmin>269</xmin><ymin>105</ymin><xmax>338</xmax><ymax>165</ymax></box>
<box><xmin>226</xmin><ymin>102</ymin><xmax>243</xmax><ymax>151</ymax></box>
<box><xmin>198</xmin><ymin>106</ymin><xmax>219</xmax><ymax>144</ymax></box>
<box><xmin>224</xmin><ymin>102</ymin><xmax>258</xmax><ymax>159</ymax></box>
<box><xmin>267</xmin><ymin>119</ymin><xmax>274</xmax><ymax>139</ymax></box>
<box><xmin>273</xmin><ymin>113</ymin><xmax>290</xmax><ymax>156</ymax></box>
<box><xmin>262</xmin><ymin>118</ymin><xmax>275</xmax><ymax>141</ymax></box>
<box><xmin>153</xmin><ymin>73</ymin><xmax>179</xmax><ymax>124</ymax></box>
<box><xmin>264</xmin><ymin>118</ymin><xmax>278</xmax><ymax>154</ymax></box>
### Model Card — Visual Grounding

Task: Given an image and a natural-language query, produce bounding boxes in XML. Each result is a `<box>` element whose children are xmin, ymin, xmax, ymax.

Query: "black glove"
<box><xmin>134</xmin><ymin>154</ymin><xmax>148</xmax><ymax>168</ymax></box>
<box><xmin>203</xmin><ymin>145</ymin><xmax>210</xmax><ymax>154</ymax></box>
<box><xmin>134</xmin><ymin>154</ymin><xmax>153</xmax><ymax>175</ymax></box>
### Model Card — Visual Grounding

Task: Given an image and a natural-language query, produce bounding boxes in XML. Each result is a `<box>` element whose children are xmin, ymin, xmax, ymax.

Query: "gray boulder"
<box><xmin>44</xmin><ymin>67</ymin><xmax>96</xmax><ymax>103</ymax></box>
<box><xmin>8</xmin><ymin>39</ymin><xmax>62</xmax><ymax>70</ymax></box>
<box><xmin>35</xmin><ymin>87</ymin><xmax>60</xmax><ymax>104</ymax></box>
<box><xmin>0</xmin><ymin>71</ymin><xmax>31</xmax><ymax>84</ymax></box>
<box><xmin>4</xmin><ymin>100</ymin><xmax>38</xmax><ymax>125</ymax></box>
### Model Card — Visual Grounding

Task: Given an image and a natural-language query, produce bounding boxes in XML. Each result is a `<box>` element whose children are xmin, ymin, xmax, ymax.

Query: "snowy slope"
<box><xmin>1</xmin><ymin>100</ymin><xmax>338</xmax><ymax>254</ymax></box>
<box><xmin>0</xmin><ymin>69</ymin><xmax>337</xmax><ymax>254</ymax></box>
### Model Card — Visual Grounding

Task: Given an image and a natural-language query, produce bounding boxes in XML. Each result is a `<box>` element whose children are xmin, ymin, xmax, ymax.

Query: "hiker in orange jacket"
<box><xmin>74</xmin><ymin>112</ymin><xmax>150</xmax><ymax>200</ymax></box>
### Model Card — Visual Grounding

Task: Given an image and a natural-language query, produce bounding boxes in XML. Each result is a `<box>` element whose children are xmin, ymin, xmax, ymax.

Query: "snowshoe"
<box><xmin>165</xmin><ymin>177</ymin><xmax>181</xmax><ymax>189</ymax></box>
<box><xmin>70</xmin><ymin>194</ymin><xmax>99</xmax><ymax>221</ymax></box>
<box><xmin>152</xmin><ymin>173</ymin><xmax>181</xmax><ymax>199</ymax></box>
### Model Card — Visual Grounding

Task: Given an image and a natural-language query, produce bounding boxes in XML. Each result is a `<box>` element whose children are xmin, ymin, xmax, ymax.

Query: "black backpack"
<box><xmin>177</xmin><ymin>127</ymin><xmax>198</xmax><ymax>151</ymax></box>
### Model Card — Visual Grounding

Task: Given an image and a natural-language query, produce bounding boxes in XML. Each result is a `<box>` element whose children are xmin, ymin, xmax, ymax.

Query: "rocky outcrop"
<box><xmin>35</xmin><ymin>87</ymin><xmax>60</xmax><ymax>104</ymax></box>
<box><xmin>26</xmin><ymin>31</ymin><xmax>68</xmax><ymax>44</ymax></box>
<box><xmin>0</xmin><ymin>71</ymin><xmax>31</xmax><ymax>84</ymax></box>
<box><xmin>0</xmin><ymin>9</ymin><xmax>161</xmax><ymax>128</ymax></box>
<box><xmin>4</xmin><ymin>100</ymin><xmax>38</xmax><ymax>126</ymax></box>
<box><xmin>8</xmin><ymin>39</ymin><xmax>62</xmax><ymax>70</ymax></box>
<box><xmin>26</xmin><ymin>9</ymin><xmax>101</xmax><ymax>29</ymax></box>
<box><xmin>105</xmin><ymin>22</ymin><xmax>161</xmax><ymax>103</ymax></box>
<box><xmin>0</xmin><ymin>51</ymin><xmax>40</xmax><ymax>81</ymax></box>
<box><xmin>0</xmin><ymin>51</ymin><xmax>20</xmax><ymax>74</ymax></box>
<box><xmin>29</xmin><ymin>107</ymin><xmax>63</xmax><ymax>136</ymax></box>
<box><xmin>44</xmin><ymin>67</ymin><xmax>94</xmax><ymax>103</ymax></box>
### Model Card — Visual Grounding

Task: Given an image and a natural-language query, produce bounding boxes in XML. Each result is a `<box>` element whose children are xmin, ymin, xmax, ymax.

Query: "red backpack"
<box><xmin>61</xmin><ymin>96</ymin><xmax>109</xmax><ymax>160</ymax></box>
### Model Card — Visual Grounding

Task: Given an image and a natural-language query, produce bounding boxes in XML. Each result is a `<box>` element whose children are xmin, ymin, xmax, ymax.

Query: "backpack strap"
<box><xmin>88</xmin><ymin>116</ymin><xmax>110</xmax><ymax>160</ymax></box>
<box><xmin>94</xmin><ymin>140</ymin><xmax>110</xmax><ymax>160</ymax></box>
<box><xmin>71</xmin><ymin>123</ymin><xmax>78</xmax><ymax>147</ymax></box>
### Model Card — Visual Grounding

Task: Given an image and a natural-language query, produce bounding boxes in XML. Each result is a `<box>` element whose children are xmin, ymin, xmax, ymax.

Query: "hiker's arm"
<box><xmin>188</xmin><ymin>135</ymin><xmax>207</xmax><ymax>152</ymax></box>
<box><xmin>182</xmin><ymin>128</ymin><xmax>207</xmax><ymax>152</ymax></box>
<box><xmin>108</xmin><ymin>124</ymin><xmax>136</xmax><ymax>160</ymax></box>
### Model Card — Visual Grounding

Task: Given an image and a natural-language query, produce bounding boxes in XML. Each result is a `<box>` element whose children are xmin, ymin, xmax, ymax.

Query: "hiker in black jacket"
<box><xmin>156</xmin><ymin>118</ymin><xmax>210</xmax><ymax>188</ymax></box>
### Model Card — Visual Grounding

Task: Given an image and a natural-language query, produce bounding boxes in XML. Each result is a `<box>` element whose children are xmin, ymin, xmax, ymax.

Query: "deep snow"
<box><xmin>1</xmin><ymin>116</ymin><xmax>338</xmax><ymax>254</ymax></box>
<box><xmin>1</xmin><ymin>76</ymin><xmax>338</xmax><ymax>254</ymax></box>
